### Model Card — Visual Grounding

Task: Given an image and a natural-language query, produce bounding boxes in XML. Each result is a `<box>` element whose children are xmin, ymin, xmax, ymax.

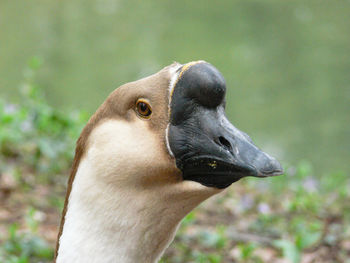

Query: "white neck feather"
<box><xmin>56</xmin><ymin>120</ymin><xmax>219</xmax><ymax>263</ymax></box>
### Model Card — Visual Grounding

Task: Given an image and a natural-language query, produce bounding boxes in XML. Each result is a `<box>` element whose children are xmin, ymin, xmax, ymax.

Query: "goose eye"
<box><xmin>136</xmin><ymin>100</ymin><xmax>152</xmax><ymax>118</ymax></box>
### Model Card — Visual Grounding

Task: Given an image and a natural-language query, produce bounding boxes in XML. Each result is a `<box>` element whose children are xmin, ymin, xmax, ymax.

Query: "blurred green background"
<box><xmin>1</xmin><ymin>1</ymin><xmax>349</xmax><ymax>262</ymax></box>
<box><xmin>1</xmin><ymin>0</ymin><xmax>349</xmax><ymax>175</ymax></box>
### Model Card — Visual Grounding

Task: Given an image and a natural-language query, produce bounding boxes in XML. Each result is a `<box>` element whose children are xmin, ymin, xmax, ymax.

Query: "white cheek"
<box><xmin>86</xmin><ymin>119</ymin><xmax>170</xmax><ymax>184</ymax></box>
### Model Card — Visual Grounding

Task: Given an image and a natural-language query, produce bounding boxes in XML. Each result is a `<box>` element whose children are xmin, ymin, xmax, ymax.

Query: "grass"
<box><xmin>0</xmin><ymin>58</ymin><xmax>349</xmax><ymax>263</ymax></box>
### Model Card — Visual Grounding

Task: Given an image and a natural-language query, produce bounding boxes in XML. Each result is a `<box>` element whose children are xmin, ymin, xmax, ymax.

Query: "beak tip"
<box><xmin>257</xmin><ymin>158</ymin><xmax>284</xmax><ymax>177</ymax></box>
<box><xmin>274</xmin><ymin>161</ymin><xmax>284</xmax><ymax>175</ymax></box>
<box><xmin>271</xmin><ymin>168</ymin><xmax>284</xmax><ymax>176</ymax></box>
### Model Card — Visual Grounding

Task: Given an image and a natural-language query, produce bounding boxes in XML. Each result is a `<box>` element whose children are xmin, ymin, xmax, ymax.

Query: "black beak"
<box><xmin>168</xmin><ymin>61</ymin><xmax>283</xmax><ymax>189</ymax></box>
<box><xmin>178</xmin><ymin>112</ymin><xmax>283</xmax><ymax>188</ymax></box>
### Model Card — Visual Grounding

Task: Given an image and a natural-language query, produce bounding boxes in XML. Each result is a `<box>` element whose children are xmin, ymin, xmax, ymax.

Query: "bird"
<box><xmin>55</xmin><ymin>61</ymin><xmax>283</xmax><ymax>263</ymax></box>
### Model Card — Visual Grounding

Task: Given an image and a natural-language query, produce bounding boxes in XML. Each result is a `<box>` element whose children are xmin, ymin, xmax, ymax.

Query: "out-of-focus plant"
<box><xmin>0</xmin><ymin>57</ymin><xmax>88</xmax><ymax>262</ymax></box>
<box><xmin>0</xmin><ymin>57</ymin><xmax>88</xmax><ymax>185</ymax></box>
<box><xmin>0</xmin><ymin>208</ymin><xmax>53</xmax><ymax>263</ymax></box>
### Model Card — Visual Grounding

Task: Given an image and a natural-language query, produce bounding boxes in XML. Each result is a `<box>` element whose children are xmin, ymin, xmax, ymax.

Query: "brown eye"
<box><xmin>136</xmin><ymin>100</ymin><xmax>152</xmax><ymax>118</ymax></box>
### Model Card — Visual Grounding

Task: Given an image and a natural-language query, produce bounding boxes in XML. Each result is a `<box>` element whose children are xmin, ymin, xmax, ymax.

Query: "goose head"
<box><xmin>56</xmin><ymin>61</ymin><xmax>283</xmax><ymax>263</ymax></box>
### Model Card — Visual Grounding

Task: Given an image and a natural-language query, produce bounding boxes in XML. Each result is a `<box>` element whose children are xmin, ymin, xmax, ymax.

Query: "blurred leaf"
<box><xmin>296</xmin><ymin>231</ymin><xmax>321</xmax><ymax>250</ymax></box>
<box><xmin>27</xmin><ymin>56</ymin><xmax>43</xmax><ymax>70</ymax></box>
<box><xmin>238</xmin><ymin>242</ymin><xmax>256</xmax><ymax>260</ymax></box>
<box><xmin>273</xmin><ymin>239</ymin><xmax>301</xmax><ymax>263</ymax></box>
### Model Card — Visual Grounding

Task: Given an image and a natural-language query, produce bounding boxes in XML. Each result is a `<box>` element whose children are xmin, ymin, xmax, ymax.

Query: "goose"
<box><xmin>55</xmin><ymin>61</ymin><xmax>283</xmax><ymax>263</ymax></box>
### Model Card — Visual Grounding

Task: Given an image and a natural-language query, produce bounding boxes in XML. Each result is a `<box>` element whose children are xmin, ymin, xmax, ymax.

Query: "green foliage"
<box><xmin>0</xmin><ymin>58</ymin><xmax>88</xmax><ymax>262</ymax></box>
<box><xmin>198</xmin><ymin>226</ymin><xmax>227</xmax><ymax>249</ymax></box>
<box><xmin>237</xmin><ymin>242</ymin><xmax>256</xmax><ymax>261</ymax></box>
<box><xmin>273</xmin><ymin>239</ymin><xmax>300</xmax><ymax>263</ymax></box>
<box><xmin>0</xmin><ymin>209</ymin><xmax>53</xmax><ymax>263</ymax></box>
<box><xmin>0</xmin><ymin>57</ymin><xmax>88</xmax><ymax>182</ymax></box>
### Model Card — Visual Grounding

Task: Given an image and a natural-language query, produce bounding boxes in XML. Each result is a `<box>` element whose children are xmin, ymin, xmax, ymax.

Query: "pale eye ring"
<box><xmin>136</xmin><ymin>99</ymin><xmax>152</xmax><ymax>119</ymax></box>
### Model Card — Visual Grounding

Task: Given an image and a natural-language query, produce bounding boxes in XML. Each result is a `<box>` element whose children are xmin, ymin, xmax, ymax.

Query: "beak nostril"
<box><xmin>217</xmin><ymin>136</ymin><xmax>233</xmax><ymax>154</ymax></box>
